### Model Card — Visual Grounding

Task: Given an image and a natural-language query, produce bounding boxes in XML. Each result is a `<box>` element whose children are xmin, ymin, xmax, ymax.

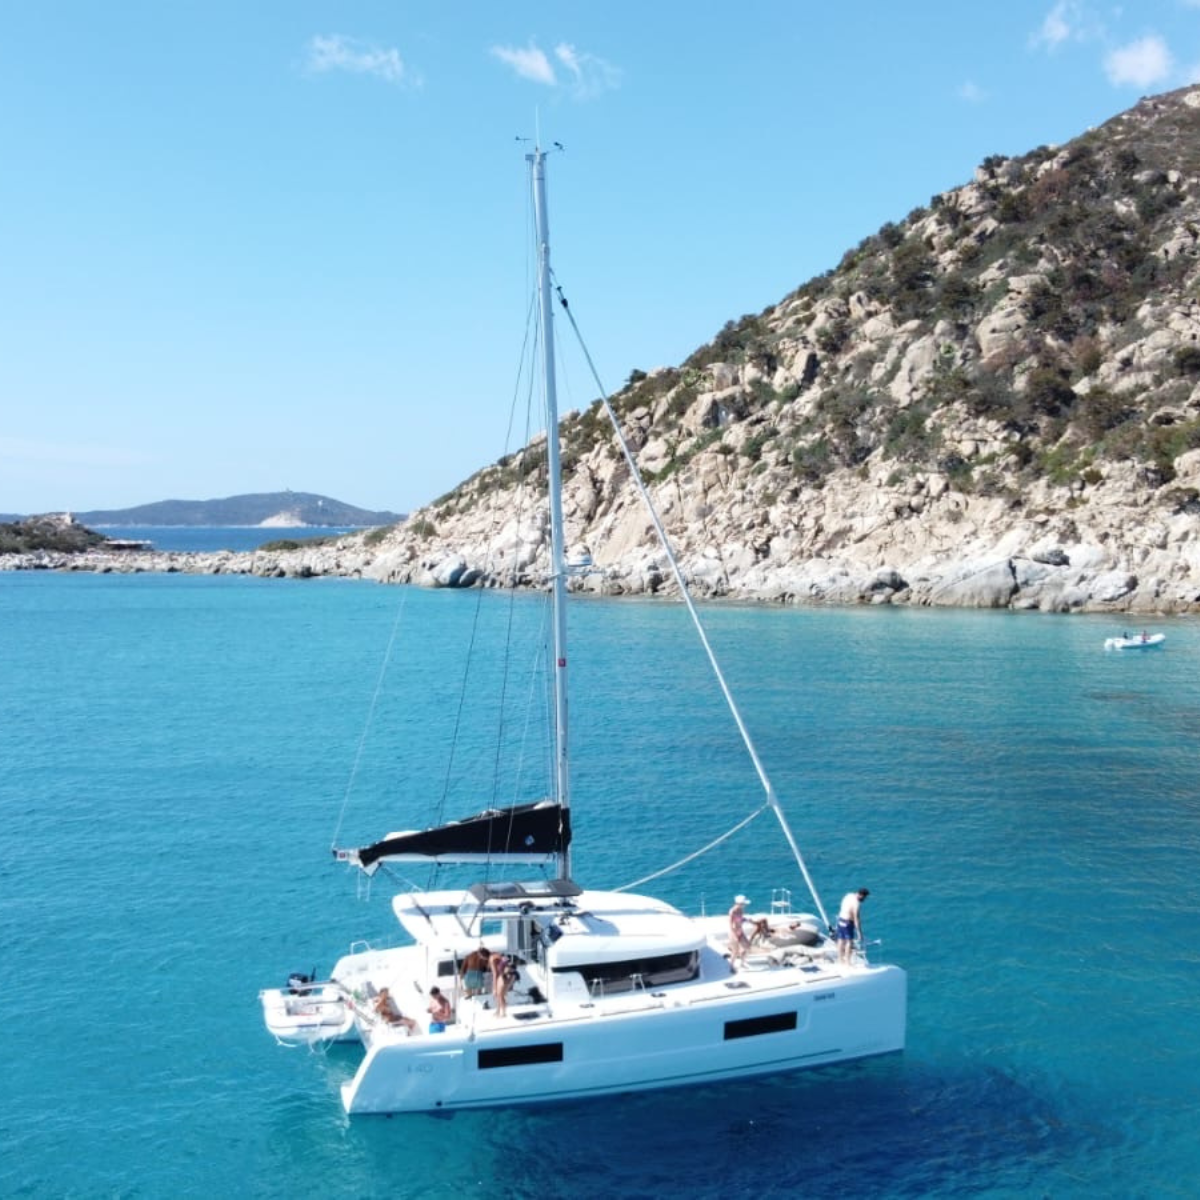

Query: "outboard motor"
<box><xmin>287</xmin><ymin>970</ymin><xmax>316</xmax><ymax>996</ymax></box>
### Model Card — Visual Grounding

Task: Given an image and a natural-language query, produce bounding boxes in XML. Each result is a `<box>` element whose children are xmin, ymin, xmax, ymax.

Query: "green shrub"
<box><xmin>742</xmin><ymin>426</ymin><xmax>779</xmax><ymax>462</ymax></box>
<box><xmin>884</xmin><ymin>404</ymin><xmax>937</xmax><ymax>460</ymax></box>
<box><xmin>1073</xmin><ymin>387</ymin><xmax>1132</xmax><ymax>439</ymax></box>
<box><xmin>815</xmin><ymin>318</ymin><xmax>851</xmax><ymax>354</ymax></box>
<box><xmin>792</xmin><ymin>438</ymin><xmax>831</xmax><ymax>483</ymax></box>
<box><xmin>664</xmin><ymin>384</ymin><xmax>698</xmax><ymax>421</ymax></box>
<box><xmin>891</xmin><ymin>239</ymin><xmax>936</xmax><ymax>314</ymax></box>
<box><xmin>1174</xmin><ymin>346</ymin><xmax>1200</xmax><ymax>376</ymax></box>
<box><xmin>1036</xmin><ymin>445</ymin><xmax>1082</xmax><ymax>487</ymax></box>
<box><xmin>1025</xmin><ymin>367</ymin><xmax>1076</xmax><ymax>417</ymax></box>
<box><xmin>937</xmin><ymin>272</ymin><xmax>981</xmax><ymax>319</ymax></box>
<box><xmin>997</xmin><ymin>190</ymin><xmax>1032</xmax><ymax>224</ymax></box>
<box><xmin>1072</xmin><ymin>336</ymin><xmax>1103</xmax><ymax>377</ymax></box>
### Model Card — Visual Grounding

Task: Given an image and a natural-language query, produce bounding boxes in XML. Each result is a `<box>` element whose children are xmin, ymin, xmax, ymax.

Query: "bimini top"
<box><xmin>466</xmin><ymin>878</ymin><xmax>583</xmax><ymax>905</ymax></box>
<box><xmin>335</xmin><ymin>800</ymin><xmax>571</xmax><ymax>874</ymax></box>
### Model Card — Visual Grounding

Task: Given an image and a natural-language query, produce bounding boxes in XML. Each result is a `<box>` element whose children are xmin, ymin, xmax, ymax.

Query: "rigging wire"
<box><xmin>488</xmin><ymin>290</ymin><xmax>543</xmax><ymax>804</ymax></box>
<box><xmin>420</xmin><ymin>165</ymin><xmax>562</xmax><ymax>893</ymax></box>
<box><xmin>330</xmin><ymin>587</ymin><xmax>412</xmax><ymax>853</ymax></box>
<box><xmin>616</xmin><ymin>803</ymin><xmax>770</xmax><ymax>893</ymax></box>
<box><xmin>550</xmin><ymin>272</ymin><xmax>831</xmax><ymax>930</ymax></box>
<box><xmin>429</xmin><ymin>287</ymin><xmax>543</xmax><ymax>892</ymax></box>
<box><xmin>509</xmin><ymin>599</ymin><xmax>555</xmax><ymax>812</ymax></box>
<box><xmin>481</xmin><ymin>283</ymin><xmax>550</xmax><ymax>886</ymax></box>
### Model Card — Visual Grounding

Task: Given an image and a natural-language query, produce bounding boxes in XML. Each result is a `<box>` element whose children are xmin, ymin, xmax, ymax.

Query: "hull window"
<box><xmin>478</xmin><ymin>1043</ymin><xmax>564</xmax><ymax>1070</ymax></box>
<box><xmin>724</xmin><ymin>1011</ymin><xmax>798</xmax><ymax>1041</ymax></box>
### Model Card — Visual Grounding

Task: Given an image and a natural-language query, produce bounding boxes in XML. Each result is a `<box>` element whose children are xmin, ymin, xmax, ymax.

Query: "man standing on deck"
<box><xmin>836</xmin><ymin>888</ymin><xmax>869</xmax><ymax>963</ymax></box>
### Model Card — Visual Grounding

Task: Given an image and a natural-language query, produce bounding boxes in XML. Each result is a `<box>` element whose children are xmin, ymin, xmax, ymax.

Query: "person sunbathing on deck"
<box><xmin>373</xmin><ymin>987</ymin><xmax>417</xmax><ymax>1033</ymax></box>
<box><xmin>748</xmin><ymin>917</ymin><xmax>773</xmax><ymax>946</ymax></box>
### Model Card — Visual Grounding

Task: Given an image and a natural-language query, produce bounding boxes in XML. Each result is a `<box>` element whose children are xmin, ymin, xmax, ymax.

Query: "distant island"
<box><xmin>0</xmin><ymin>514</ymin><xmax>110</xmax><ymax>554</ymax></box>
<box><xmin>4</xmin><ymin>491</ymin><xmax>404</xmax><ymax>528</ymax></box>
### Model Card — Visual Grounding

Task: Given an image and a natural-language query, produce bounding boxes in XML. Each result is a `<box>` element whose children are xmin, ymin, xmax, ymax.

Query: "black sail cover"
<box><xmin>341</xmin><ymin>801</ymin><xmax>571</xmax><ymax>873</ymax></box>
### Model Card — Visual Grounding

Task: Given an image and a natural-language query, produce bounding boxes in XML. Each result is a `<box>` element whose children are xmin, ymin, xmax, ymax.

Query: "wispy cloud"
<box><xmin>1030</xmin><ymin>1</ymin><xmax>1115</xmax><ymax>51</ymax></box>
<box><xmin>1030</xmin><ymin>4</ymin><xmax>1187</xmax><ymax>91</ymax></box>
<box><xmin>1031</xmin><ymin>1</ymin><xmax>1082</xmax><ymax>50</ymax></box>
<box><xmin>553</xmin><ymin>42</ymin><xmax>622</xmax><ymax>99</ymax></box>
<box><xmin>490</xmin><ymin>40</ymin><xmax>620</xmax><ymax>99</ymax></box>
<box><xmin>1104</xmin><ymin>34</ymin><xmax>1174</xmax><ymax>87</ymax></box>
<box><xmin>304</xmin><ymin>34</ymin><xmax>418</xmax><ymax>87</ymax></box>
<box><xmin>490</xmin><ymin>43</ymin><xmax>556</xmax><ymax>85</ymax></box>
<box><xmin>958</xmin><ymin>80</ymin><xmax>988</xmax><ymax>103</ymax></box>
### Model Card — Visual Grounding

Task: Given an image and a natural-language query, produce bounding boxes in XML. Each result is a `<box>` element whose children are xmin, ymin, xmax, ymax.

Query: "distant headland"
<box><xmin>0</xmin><ymin>491</ymin><xmax>403</xmax><ymax>528</ymax></box>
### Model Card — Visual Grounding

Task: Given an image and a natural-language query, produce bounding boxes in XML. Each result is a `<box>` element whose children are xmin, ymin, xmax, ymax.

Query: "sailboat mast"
<box><xmin>529</xmin><ymin>148</ymin><xmax>572</xmax><ymax>881</ymax></box>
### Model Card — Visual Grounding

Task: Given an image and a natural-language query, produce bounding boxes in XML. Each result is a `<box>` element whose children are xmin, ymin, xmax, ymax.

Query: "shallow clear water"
<box><xmin>1</xmin><ymin>572</ymin><xmax>1197</xmax><ymax>1198</ymax></box>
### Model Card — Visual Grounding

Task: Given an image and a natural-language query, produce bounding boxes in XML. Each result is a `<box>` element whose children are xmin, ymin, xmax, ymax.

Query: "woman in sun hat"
<box><xmin>728</xmin><ymin>894</ymin><xmax>752</xmax><ymax>968</ymax></box>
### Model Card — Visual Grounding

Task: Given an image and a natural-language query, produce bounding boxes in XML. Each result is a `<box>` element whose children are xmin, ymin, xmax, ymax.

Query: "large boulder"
<box><xmin>929</xmin><ymin>559</ymin><xmax>1018</xmax><ymax>608</ymax></box>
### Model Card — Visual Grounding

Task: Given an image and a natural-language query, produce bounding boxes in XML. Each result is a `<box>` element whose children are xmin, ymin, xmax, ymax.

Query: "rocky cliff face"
<box><xmin>345</xmin><ymin>86</ymin><xmax>1200</xmax><ymax>613</ymax></box>
<box><xmin>12</xmin><ymin>88</ymin><xmax>1200</xmax><ymax>613</ymax></box>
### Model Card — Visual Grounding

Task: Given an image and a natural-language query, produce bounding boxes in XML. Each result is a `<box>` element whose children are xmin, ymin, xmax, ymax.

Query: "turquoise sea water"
<box><xmin>2</xmin><ymin>569</ymin><xmax>1199</xmax><ymax>1198</ymax></box>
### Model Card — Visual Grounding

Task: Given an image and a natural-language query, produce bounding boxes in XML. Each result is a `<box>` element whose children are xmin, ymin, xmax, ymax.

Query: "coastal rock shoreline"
<box><xmin>4</xmin><ymin>531</ymin><xmax>1197</xmax><ymax>615</ymax></box>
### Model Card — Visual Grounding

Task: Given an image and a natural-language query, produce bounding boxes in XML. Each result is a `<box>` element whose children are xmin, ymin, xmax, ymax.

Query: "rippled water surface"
<box><xmin>1</xmin><ymin>571</ymin><xmax>1197</xmax><ymax>1198</ymax></box>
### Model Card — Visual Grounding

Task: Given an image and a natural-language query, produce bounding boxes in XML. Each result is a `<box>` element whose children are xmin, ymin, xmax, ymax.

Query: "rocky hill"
<box><xmin>70</xmin><ymin>491</ymin><xmax>401</xmax><ymax>527</ymax></box>
<box><xmin>348</xmin><ymin>85</ymin><xmax>1200</xmax><ymax>613</ymax></box>
<box><xmin>10</xmin><ymin>88</ymin><xmax>1200</xmax><ymax>613</ymax></box>
<box><xmin>0</xmin><ymin>514</ymin><xmax>108</xmax><ymax>554</ymax></box>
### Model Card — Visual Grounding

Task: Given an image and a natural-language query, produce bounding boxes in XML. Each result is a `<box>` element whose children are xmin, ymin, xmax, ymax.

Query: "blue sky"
<box><xmin>3</xmin><ymin>1</ymin><xmax>1200</xmax><ymax>517</ymax></box>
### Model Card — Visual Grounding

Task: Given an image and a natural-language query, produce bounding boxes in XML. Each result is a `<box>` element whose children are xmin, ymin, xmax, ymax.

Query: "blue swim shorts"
<box><xmin>835</xmin><ymin>918</ymin><xmax>857</xmax><ymax>941</ymax></box>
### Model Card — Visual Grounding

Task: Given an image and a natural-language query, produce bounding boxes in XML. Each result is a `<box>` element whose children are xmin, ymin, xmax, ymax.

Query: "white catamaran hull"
<box><xmin>342</xmin><ymin>964</ymin><xmax>906</xmax><ymax>1113</ymax></box>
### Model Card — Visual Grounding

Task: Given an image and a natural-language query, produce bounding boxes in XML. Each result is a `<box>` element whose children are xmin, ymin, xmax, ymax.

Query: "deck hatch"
<box><xmin>552</xmin><ymin>950</ymin><xmax>698</xmax><ymax>994</ymax></box>
<box><xmin>723</xmin><ymin>1011</ymin><xmax>798</xmax><ymax>1040</ymax></box>
<box><xmin>477</xmin><ymin>1042</ymin><xmax>564</xmax><ymax>1069</ymax></box>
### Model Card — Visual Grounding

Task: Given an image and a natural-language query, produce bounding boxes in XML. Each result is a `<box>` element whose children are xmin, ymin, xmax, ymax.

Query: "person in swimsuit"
<box><xmin>373</xmin><ymin>987</ymin><xmax>417</xmax><ymax>1033</ymax></box>
<box><xmin>836</xmin><ymin>888</ymin><xmax>869</xmax><ymax>963</ymax></box>
<box><xmin>460</xmin><ymin>946</ymin><xmax>490</xmax><ymax>997</ymax></box>
<box><xmin>728</xmin><ymin>894</ymin><xmax>752</xmax><ymax>968</ymax></box>
<box><xmin>427</xmin><ymin>986</ymin><xmax>452</xmax><ymax>1032</ymax></box>
<box><xmin>491</xmin><ymin>952</ymin><xmax>511</xmax><ymax>1017</ymax></box>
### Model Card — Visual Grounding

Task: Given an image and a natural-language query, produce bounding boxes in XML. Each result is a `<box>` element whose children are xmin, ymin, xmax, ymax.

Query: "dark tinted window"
<box><xmin>478</xmin><ymin>1043</ymin><xmax>564</xmax><ymax>1069</ymax></box>
<box><xmin>724</xmin><ymin>1011</ymin><xmax>798</xmax><ymax>1040</ymax></box>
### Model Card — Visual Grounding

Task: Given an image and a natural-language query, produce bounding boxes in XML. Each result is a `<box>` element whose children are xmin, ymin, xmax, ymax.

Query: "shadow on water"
<box><xmin>263</xmin><ymin>1054</ymin><xmax>1110</xmax><ymax>1199</ymax></box>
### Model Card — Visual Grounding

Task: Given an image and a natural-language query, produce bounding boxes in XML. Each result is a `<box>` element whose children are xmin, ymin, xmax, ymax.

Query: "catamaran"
<box><xmin>259</xmin><ymin>147</ymin><xmax>907</xmax><ymax>1114</ymax></box>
